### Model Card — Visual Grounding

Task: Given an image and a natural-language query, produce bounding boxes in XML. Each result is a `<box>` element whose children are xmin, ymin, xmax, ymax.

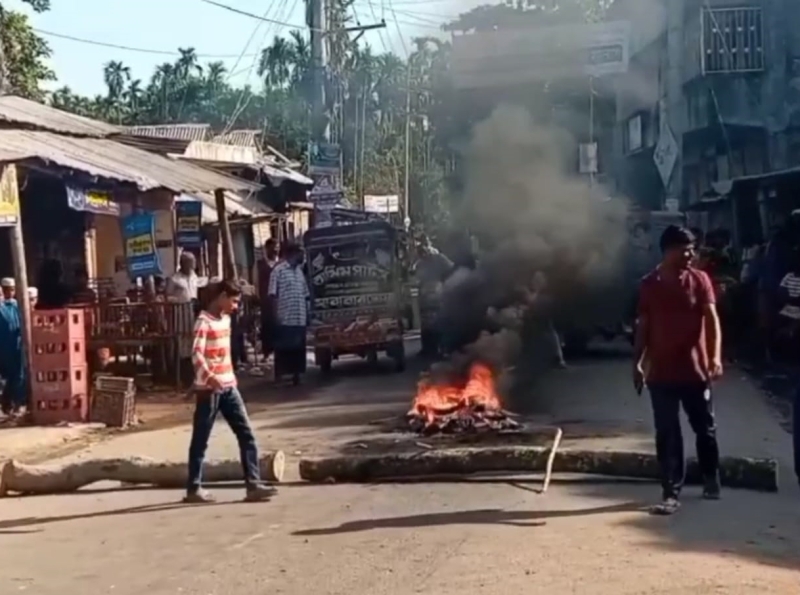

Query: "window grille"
<box><xmin>701</xmin><ymin>7</ymin><xmax>764</xmax><ymax>74</ymax></box>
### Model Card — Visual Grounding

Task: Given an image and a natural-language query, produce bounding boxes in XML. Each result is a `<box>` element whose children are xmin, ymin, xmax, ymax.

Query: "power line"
<box><xmin>199</xmin><ymin>0</ymin><xmax>318</xmax><ymax>31</ymax></box>
<box><xmin>34</xmin><ymin>28</ymin><xmax>260</xmax><ymax>58</ymax></box>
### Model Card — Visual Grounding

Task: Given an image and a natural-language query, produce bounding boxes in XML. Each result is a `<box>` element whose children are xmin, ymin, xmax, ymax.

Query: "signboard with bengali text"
<box><xmin>121</xmin><ymin>212</ymin><xmax>162</xmax><ymax>278</ymax></box>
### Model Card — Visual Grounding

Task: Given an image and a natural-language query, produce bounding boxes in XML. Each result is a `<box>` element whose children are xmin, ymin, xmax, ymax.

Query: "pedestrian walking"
<box><xmin>268</xmin><ymin>243</ymin><xmax>310</xmax><ymax>385</ymax></box>
<box><xmin>183</xmin><ymin>279</ymin><xmax>274</xmax><ymax>504</ymax></box>
<box><xmin>633</xmin><ymin>225</ymin><xmax>723</xmax><ymax>515</ymax></box>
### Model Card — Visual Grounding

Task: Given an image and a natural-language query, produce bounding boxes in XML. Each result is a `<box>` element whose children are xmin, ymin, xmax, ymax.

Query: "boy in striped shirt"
<box><xmin>184</xmin><ymin>279</ymin><xmax>274</xmax><ymax>503</ymax></box>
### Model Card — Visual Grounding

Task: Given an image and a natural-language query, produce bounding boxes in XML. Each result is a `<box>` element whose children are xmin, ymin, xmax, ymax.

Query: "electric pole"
<box><xmin>306</xmin><ymin>0</ymin><xmax>384</xmax><ymax>218</ymax></box>
<box><xmin>308</xmin><ymin>0</ymin><xmax>329</xmax><ymax>144</ymax></box>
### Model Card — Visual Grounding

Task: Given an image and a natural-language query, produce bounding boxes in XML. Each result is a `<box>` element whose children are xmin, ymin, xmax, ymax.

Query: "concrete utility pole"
<box><xmin>0</xmin><ymin>12</ymin><xmax>34</xmax><ymax>409</ymax></box>
<box><xmin>306</xmin><ymin>0</ymin><xmax>384</xmax><ymax>197</ymax></box>
<box><xmin>308</xmin><ymin>0</ymin><xmax>329</xmax><ymax>144</ymax></box>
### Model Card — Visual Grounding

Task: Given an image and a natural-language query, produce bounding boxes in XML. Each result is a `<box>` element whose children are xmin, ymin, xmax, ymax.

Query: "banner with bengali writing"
<box><xmin>121</xmin><ymin>212</ymin><xmax>162</xmax><ymax>278</ymax></box>
<box><xmin>175</xmin><ymin>200</ymin><xmax>203</xmax><ymax>248</ymax></box>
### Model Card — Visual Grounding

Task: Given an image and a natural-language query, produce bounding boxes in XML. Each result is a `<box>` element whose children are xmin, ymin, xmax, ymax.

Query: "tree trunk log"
<box><xmin>0</xmin><ymin>451</ymin><xmax>285</xmax><ymax>496</ymax></box>
<box><xmin>298</xmin><ymin>447</ymin><xmax>778</xmax><ymax>492</ymax></box>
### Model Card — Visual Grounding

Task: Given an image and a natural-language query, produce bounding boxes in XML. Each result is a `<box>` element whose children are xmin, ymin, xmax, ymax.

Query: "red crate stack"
<box><xmin>30</xmin><ymin>309</ymin><xmax>89</xmax><ymax>425</ymax></box>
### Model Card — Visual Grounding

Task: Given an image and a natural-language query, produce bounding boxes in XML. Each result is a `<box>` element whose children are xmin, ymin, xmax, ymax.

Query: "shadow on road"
<box><xmin>293</xmin><ymin>501</ymin><xmax>644</xmax><ymax>535</ymax></box>
<box><xmin>0</xmin><ymin>501</ymin><xmax>241</xmax><ymax>531</ymax></box>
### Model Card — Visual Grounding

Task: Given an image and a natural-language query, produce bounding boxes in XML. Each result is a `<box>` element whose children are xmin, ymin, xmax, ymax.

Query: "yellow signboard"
<box><xmin>0</xmin><ymin>164</ymin><xmax>20</xmax><ymax>226</ymax></box>
<box><xmin>125</xmin><ymin>234</ymin><xmax>155</xmax><ymax>257</ymax></box>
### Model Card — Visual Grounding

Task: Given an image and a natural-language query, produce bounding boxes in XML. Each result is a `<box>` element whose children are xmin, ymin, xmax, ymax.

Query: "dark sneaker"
<box><xmin>244</xmin><ymin>484</ymin><xmax>276</xmax><ymax>502</ymax></box>
<box><xmin>649</xmin><ymin>497</ymin><xmax>680</xmax><ymax>516</ymax></box>
<box><xmin>183</xmin><ymin>489</ymin><xmax>216</xmax><ymax>504</ymax></box>
<box><xmin>702</xmin><ymin>478</ymin><xmax>721</xmax><ymax>500</ymax></box>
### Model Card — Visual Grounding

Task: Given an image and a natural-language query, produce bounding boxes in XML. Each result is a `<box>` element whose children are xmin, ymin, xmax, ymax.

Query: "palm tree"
<box><xmin>259</xmin><ymin>36</ymin><xmax>292</xmax><ymax>88</ymax></box>
<box><xmin>124</xmin><ymin>79</ymin><xmax>143</xmax><ymax>121</ymax></box>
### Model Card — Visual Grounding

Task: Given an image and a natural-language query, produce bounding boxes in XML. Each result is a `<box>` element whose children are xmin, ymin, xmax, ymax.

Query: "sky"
<box><xmin>6</xmin><ymin>0</ymin><xmax>472</xmax><ymax>96</ymax></box>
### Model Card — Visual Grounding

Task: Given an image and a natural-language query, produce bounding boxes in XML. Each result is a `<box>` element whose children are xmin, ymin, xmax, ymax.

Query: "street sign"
<box><xmin>653</xmin><ymin>123</ymin><xmax>678</xmax><ymax>188</ymax></box>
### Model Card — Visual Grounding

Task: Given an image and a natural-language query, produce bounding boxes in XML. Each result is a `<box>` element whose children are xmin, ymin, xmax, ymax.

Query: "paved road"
<box><xmin>2</xmin><ymin>348</ymin><xmax>799</xmax><ymax>594</ymax></box>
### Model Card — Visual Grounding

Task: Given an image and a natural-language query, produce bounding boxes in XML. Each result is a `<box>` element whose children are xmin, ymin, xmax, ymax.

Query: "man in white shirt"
<box><xmin>167</xmin><ymin>251</ymin><xmax>200</xmax><ymax>386</ymax></box>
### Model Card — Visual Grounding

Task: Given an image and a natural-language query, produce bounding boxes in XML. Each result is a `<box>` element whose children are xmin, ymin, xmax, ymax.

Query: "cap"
<box><xmin>27</xmin><ymin>287</ymin><xmax>38</xmax><ymax>298</ymax></box>
<box><xmin>1</xmin><ymin>278</ymin><xmax>15</xmax><ymax>288</ymax></box>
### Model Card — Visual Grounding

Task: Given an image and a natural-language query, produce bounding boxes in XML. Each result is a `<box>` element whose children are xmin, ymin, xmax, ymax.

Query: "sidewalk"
<box><xmin>0</xmin><ymin>423</ymin><xmax>105</xmax><ymax>464</ymax></box>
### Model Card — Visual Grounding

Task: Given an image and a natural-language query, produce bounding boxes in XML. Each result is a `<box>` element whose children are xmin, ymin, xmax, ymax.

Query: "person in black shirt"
<box><xmin>36</xmin><ymin>260</ymin><xmax>71</xmax><ymax>310</ymax></box>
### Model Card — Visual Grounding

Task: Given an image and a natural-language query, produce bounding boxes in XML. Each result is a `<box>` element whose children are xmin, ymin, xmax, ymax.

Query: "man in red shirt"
<box><xmin>634</xmin><ymin>225</ymin><xmax>723</xmax><ymax>515</ymax></box>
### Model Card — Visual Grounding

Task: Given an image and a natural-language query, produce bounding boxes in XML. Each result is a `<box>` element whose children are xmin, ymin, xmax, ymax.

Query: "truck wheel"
<box><xmin>315</xmin><ymin>348</ymin><xmax>333</xmax><ymax>373</ymax></box>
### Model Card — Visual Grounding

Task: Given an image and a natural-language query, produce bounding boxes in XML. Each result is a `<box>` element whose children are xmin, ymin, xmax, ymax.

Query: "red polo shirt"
<box><xmin>638</xmin><ymin>266</ymin><xmax>715</xmax><ymax>384</ymax></box>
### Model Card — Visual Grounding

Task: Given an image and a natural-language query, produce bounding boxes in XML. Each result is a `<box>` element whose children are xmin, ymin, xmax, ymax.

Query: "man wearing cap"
<box><xmin>0</xmin><ymin>278</ymin><xmax>26</xmax><ymax>416</ymax></box>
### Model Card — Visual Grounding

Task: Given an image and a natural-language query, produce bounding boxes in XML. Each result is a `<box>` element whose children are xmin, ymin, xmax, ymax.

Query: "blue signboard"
<box><xmin>66</xmin><ymin>185</ymin><xmax>121</xmax><ymax>216</ymax></box>
<box><xmin>175</xmin><ymin>200</ymin><xmax>203</xmax><ymax>248</ymax></box>
<box><xmin>121</xmin><ymin>213</ymin><xmax>162</xmax><ymax>278</ymax></box>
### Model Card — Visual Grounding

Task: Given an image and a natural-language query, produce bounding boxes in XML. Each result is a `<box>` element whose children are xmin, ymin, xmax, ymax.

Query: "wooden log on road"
<box><xmin>298</xmin><ymin>447</ymin><xmax>778</xmax><ymax>492</ymax></box>
<box><xmin>0</xmin><ymin>451</ymin><xmax>285</xmax><ymax>496</ymax></box>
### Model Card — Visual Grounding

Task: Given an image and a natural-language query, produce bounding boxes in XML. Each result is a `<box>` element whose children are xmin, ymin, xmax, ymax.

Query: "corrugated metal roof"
<box><xmin>0</xmin><ymin>95</ymin><xmax>121</xmax><ymax>137</ymax></box>
<box><xmin>114</xmin><ymin>134</ymin><xmax>193</xmax><ymax>156</ymax></box>
<box><xmin>183</xmin><ymin>140</ymin><xmax>261</xmax><ymax>164</ymax></box>
<box><xmin>261</xmin><ymin>163</ymin><xmax>313</xmax><ymax>186</ymax></box>
<box><xmin>185</xmin><ymin>191</ymin><xmax>273</xmax><ymax>220</ymax></box>
<box><xmin>211</xmin><ymin>130</ymin><xmax>260</xmax><ymax>148</ymax></box>
<box><xmin>0</xmin><ymin>129</ymin><xmax>261</xmax><ymax>194</ymax></box>
<box><xmin>124</xmin><ymin>123</ymin><xmax>211</xmax><ymax>142</ymax></box>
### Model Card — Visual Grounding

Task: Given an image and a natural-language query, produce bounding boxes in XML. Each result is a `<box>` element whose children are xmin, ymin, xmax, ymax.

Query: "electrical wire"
<box><xmin>387</xmin><ymin>0</ymin><xmax>408</xmax><ymax>57</ymax></box>
<box><xmin>199</xmin><ymin>0</ymin><xmax>320</xmax><ymax>31</ymax></box>
<box><xmin>34</xmin><ymin>27</ymin><xmax>260</xmax><ymax>58</ymax></box>
<box><xmin>222</xmin><ymin>0</ymin><xmax>293</xmax><ymax>134</ymax></box>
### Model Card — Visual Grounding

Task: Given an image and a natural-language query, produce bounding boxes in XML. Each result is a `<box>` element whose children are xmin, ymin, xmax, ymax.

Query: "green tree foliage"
<box><xmin>45</xmin><ymin>0</ymin><xmax>610</xmax><ymax>231</ymax></box>
<box><xmin>0</xmin><ymin>0</ymin><xmax>55</xmax><ymax>99</ymax></box>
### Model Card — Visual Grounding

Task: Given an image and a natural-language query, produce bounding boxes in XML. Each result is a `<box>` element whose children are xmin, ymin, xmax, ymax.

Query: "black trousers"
<box><xmin>649</xmin><ymin>382</ymin><xmax>720</xmax><ymax>499</ymax></box>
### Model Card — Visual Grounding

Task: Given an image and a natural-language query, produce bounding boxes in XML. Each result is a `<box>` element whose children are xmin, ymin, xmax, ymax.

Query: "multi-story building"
<box><xmin>613</xmin><ymin>0</ymin><xmax>799</xmax><ymax>240</ymax></box>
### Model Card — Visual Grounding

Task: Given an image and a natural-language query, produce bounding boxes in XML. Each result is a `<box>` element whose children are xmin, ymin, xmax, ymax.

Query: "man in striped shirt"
<box><xmin>184</xmin><ymin>279</ymin><xmax>275</xmax><ymax>503</ymax></box>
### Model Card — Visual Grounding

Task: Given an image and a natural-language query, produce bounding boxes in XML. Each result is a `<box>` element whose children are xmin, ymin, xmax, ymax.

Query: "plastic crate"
<box><xmin>31</xmin><ymin>308</ymin><xmax>85</xmax><ymax>342</ymax></box>
<box><xmin>30</xmin><ymin>364</ymin><xmax>89</xmax><ymax>425</ymax></box>
<box><xmin>31</xmin><ymin>335</ymin><xmax>87</xmax><ymax>370</ymax></box>
<box><xmin>91</xmin><ymin>376</ymin><xmax>136</xmax><ymax>428</ymax></box>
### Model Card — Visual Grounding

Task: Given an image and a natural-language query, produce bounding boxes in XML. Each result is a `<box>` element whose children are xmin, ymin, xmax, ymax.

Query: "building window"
<box><xmin>626</xmin><ymin>114</ymin><xmax>643</xmax><ymax>153</ymax></box>
<box><xmin>701</xmin><ymin>7</ymin><xmax>764</xmax><ymax>74</ymax></box>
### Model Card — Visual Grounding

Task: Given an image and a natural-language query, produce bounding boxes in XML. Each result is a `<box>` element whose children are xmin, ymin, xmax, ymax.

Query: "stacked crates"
<box><xmin>30</xmin><ymin>308</ymin><xmax>89</xmax><ymax>425</ymax></box>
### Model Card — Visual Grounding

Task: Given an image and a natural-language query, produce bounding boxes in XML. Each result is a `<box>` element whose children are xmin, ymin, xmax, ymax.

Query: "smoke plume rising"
<box><xmin>431</xmin><ymin>104</ymin><xmax>628</xmax><ymax>392</ymax></box>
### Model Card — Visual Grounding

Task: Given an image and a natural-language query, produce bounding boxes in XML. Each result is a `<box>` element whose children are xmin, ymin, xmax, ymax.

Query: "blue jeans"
<box><xmin>186</xmin><ymin>387</ymin><xmax>261</xmax><ymax>493</ymax></box>
<box><xmin>649</xmin><ymin>382</ymin><xmax>720</xmax><ymax>499</ymax></box>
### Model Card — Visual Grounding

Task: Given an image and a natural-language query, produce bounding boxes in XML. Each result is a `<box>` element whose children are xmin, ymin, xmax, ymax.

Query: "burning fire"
<box><xmin>408</xmin><ymin>362</ymin><xmax>517</xmax><ymax>433</ymax></box>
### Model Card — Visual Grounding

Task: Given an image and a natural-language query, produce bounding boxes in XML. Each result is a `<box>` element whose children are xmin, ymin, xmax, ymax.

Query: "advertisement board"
<box><xmin>121</xmin><ymin>213</ymin><xmax>162</xmax><ymax>278</ymax></box>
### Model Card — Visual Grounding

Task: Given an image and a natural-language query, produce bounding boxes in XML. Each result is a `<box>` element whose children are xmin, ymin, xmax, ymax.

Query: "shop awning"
<box><xmin>0</xmin><ymin>129</ymin><xmax>261</xmax><ymax>194</ymax></box>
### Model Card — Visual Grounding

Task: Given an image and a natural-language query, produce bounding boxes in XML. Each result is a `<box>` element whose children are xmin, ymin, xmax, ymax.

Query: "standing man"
<box><xmin>0</xmin><ymin>278</ymin><xmax>26</xmax><ymax>417</ymax></box>
<box><xmin>268</xmin><ymin>243</ymin><xmax>310</xmax><ymax>386</ymax></box>
<box><xmin>633</xmin><ymin>225</ymin><xmax>723</xmax><ymax>515</ymax></box>
<box><xmin>257</xmin><ymin>238</ymin><xmax>280</xmax><ymax>361</ymax></box>
<box><xmin>167</xmin><ymin>251</ymin><xmax>199</xmax><ymax>387</ymax></box>
<box><xmin>184</xmin><ymin>279</ymin><xmax>274</xmax><ymax>503</ymax></box>
<box><xmin>413</xmin><ymin>235</ymin><xmax>453</xmax><ymax>357</ymax></box>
